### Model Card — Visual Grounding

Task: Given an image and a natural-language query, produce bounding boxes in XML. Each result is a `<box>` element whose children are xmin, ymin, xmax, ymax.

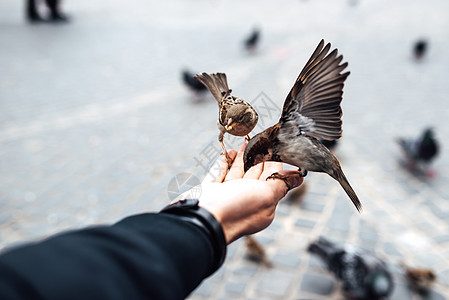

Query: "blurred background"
<box><xmin>1</xmin><ymin>0</ymin><xmax>449</xmax><ymax>299</ymax></box>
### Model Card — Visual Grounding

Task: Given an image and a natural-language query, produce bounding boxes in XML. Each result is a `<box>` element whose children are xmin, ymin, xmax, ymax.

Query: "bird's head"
<box><xmin>423</xmin><ymin>127</ymin><xmax>435</xmax><ymax>140</ymax></box>
<box><xmin>243</xmin><ymin>127</ymin><xmax>277</xmax><ymax>172</ymax></box>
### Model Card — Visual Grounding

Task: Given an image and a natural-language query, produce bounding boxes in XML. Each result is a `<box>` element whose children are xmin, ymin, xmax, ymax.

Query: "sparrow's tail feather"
<box><xmin>332</xmin><ymin>168</ymin><xmax>362</xmax><ymax>213</ymax></box>
<box><xmin>194</xmin><ymin>72</ymin><xmax>230</xmax><ymax>102</ymax></box>
<box><xmin>307</xmin><ymin>237</ymin><xmax>339</xmax><ymax>263</ymax></box>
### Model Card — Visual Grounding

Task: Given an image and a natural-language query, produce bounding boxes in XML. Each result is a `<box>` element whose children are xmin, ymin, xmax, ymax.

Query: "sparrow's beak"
<box><xmin>243</xmin><ymin>133</ymin><xmax>271</xmax><ymax>172</ymax></box>
<box><xmin>225</xmin><ymin>122</ymin><xmax>237</xmax><ymax>131</ymax></box>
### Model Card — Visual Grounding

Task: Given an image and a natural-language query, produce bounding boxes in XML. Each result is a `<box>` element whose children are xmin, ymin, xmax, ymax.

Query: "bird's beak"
<box><xmin>243</xmin><ymin>143</ymin><xmax>267</xmax><ymax>172</ymax></box>
<box><xmin>225</xmin><ymin>123</ymin><xmax>236</xmax><ymax>131</ymax></box>
<box><xmin>243</xmin><ymin>131</ymin><xmax>272</xmax><ymax>172</ymax></box>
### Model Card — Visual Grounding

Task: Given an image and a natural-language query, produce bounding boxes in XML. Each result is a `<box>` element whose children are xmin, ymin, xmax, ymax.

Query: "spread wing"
<box><xmin>280</xmin><ymin>39</ymin><xmax>350</xmax><ymax>141</ymax></box>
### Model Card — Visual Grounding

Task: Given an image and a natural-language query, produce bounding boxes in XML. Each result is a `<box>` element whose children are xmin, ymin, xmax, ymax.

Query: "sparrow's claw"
<box><xmin>245</xmin><ymin>134</ymin><xmax>251</xmax><ymax>142</ymax></box>
<box><xmin>267</xmin><ymin>170</ymin><xmax>302</xmax><ymax>191</ymax></box>
<box><xmin>221</xmin><ymin>151</ymin><xmax>233</xmax><ymax>166</ymax></box>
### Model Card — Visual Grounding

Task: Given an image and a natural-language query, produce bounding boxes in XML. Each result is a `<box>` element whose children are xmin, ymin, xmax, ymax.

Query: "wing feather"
<box><xmin>280</xmin><ymin>40</ymin><xmax>350</xmax><ymax>141</ymax></box>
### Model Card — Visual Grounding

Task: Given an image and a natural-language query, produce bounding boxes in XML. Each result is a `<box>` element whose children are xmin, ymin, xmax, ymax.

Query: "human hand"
<box><xmin>196</xmin><ymin>142</ymin><xmax>303</xmax><ymax>244</ymax></box>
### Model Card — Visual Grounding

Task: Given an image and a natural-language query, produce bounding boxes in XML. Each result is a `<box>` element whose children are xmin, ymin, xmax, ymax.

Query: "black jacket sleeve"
<box><xmin>0</xmin><ymin>213</ymin><xmax>219</xmax><ymax>300</ymax></box>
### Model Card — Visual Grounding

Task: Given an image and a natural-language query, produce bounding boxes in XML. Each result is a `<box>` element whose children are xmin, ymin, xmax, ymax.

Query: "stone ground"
<box><xmin>1</xmin><ymin>0</ymin><xmax>449</xmax><ymax>299</ymax></box>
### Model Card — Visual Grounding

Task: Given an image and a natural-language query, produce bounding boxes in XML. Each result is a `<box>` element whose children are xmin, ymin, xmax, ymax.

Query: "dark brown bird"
<box><xmin>194</xmin><ymin>72</ymin><xmax>259</xmax><ymax>163</ymax></box>
<box><xmin>243</xmin><ymin>40</ymin><xmax>362</xmax><ymax>212</ymax></box>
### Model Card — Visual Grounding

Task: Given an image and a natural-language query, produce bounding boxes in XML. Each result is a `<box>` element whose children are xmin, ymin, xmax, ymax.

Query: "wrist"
<box><xmin>160</xmin><ymin>199</ymin><xmax>227</xmax><ymax>276</ymax></box>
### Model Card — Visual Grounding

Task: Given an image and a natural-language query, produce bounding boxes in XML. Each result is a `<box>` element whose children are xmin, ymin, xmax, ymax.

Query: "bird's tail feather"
<box><xmin>333</xmin><ymin>168</ymin><xmax>362</xmax><ymax>213</ymax></box>
<box><xmin>194</xmin><ymin>72</ymin><xmax>230</xmax><ymax>102</ymax></box>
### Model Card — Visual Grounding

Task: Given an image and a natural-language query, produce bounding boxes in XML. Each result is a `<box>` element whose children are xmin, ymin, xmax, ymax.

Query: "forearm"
<box><xmin>0</xmin><ymin>213</ymin><xmax>219</xmax><ymax>300</ymax></box>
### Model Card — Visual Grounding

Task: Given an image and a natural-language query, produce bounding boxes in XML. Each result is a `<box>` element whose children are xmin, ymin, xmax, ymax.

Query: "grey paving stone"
<box><xmin>423</xmin><ymin>201</ymin><xmax>449</xmax><ymax>220</ymax></box>
<box><xmin>251</xmin><ymin>234</ymin><xmax>275</xmax><ymax>247</ymax></box>
<box><xmin>321</xmin><ymin>228</ymin><xmax>349</xmax><ymax>240</ymax></box>
<box><xmin>233</xmin><ymin>263</ymin><xmax>260</xmax><ymax>277</ymax></box>
<box><xmin>299</xmin><ymin>201</ymin><xmax>326</xmax><ymax>213</ymax></box>
<box><xmin>357</xmin><ymin>230</ymin><xmax>378</xmax><ymax>243</ymax></box>
<box><xmin>271</xmin><ymin>251</ymin><xmax>301</xmax><ymax>269</ymax></box>
<box><xmin>326</xmin><ymin>213</ymin><xmax>351</xmax><ymax>232</ymax></box>
<box><xmin>224</xmin><ymin>281</ymin><xmax>246</xmax><ymax>295</ymax></box>
<box><xmin>299</xmin><ymin>270</ymin><xmax>336</xmax><ymax>295</ymax></box>
<box><xmin>192</xmin><ymin>280</ymin><xmax>218</xmax><ymax>298</ymax></box>
<box><xmin>414</xmin><ymin>252</ymin><xmax>447</xmax><ymax>269</ymax></box>
<box><xmin>225</xmin><ymin>241</ymin><xmax>240</xmax><ymax>260</ymax></box>
<box><xmin>294</xmin><ymin>218</ymin><xmax>316</xmax><ymax>230</ymax></box>
<box><xmin>275</xmin><ymin>203</ymin><xmax>291</xmax><ymax>217</ymax></box>
<box><xmin>433</xmin><ymin>234</ymin><xmax>449</xmax><ymax>245</ymax></box>
<box><xmin>389</xmin><ymin>282</ymin><xmax>414</xmax><ymax>300</ymax></box>
<box><xmin>414</xmin><ymin>220</ymin><xmax>439</xmax><ymax>235</ymax></box>
<box><xmin>383</xmin><ymin>242</ymin><xmax>402</xmax><ymax>257</ymax></box>
<box><xmin>439</xmin><ymin>269</ymin><xmax>449</xmax><ymax>286</ymax></box>
<box><xmin>255</xmin><ymin>270</ymin><xmax>295</xmax><ymax>297</ymax></box>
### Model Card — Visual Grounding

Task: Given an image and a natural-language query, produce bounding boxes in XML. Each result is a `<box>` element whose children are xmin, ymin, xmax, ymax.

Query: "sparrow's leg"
<box><xmin>218</xmin><ymin>131</ymin><xmax>232</xmax><ymax>165</ymax></box>
<box><xmin>267</xmin><ymin>169</ymin><xmax>302</xmax><ymax>190</ymax></box>
<box><xmin>245</xmin><ymin>134</ymin><xmax>251</xmax><ymax>142</ymax></box>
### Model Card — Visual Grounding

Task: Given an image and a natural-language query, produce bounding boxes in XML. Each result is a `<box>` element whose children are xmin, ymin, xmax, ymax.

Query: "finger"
<box><xmin>243</xmin><ymin>162</ymin><xmax>264</xmax><ymax>179</ymax></box>
<box><xmin>266</xmin><ymin>174</ymin><xmax>304</xmax><ymax>201</ymax></box>
<box><xmin>202</xmin><ymin>150</ymin><xmax>237</xmax><ymax>183</ymax></box>
<box><xmin>224</xmin><ymin>142</ymin><xmax>248</xmax><ymax>181</ymax></box>
<box><xmin>260</xmin><ymin>161</ymin><xmax>283</xmax><ymax>180</ymax></box>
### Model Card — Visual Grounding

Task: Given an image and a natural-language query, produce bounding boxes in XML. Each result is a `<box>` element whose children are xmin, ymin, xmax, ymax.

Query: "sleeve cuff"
<box><xmin>160</xmin><ymin>199</ymin><xmax>227</xmax><ymax>276</ymax></box>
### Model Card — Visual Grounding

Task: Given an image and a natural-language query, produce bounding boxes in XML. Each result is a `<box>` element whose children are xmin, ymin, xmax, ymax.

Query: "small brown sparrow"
<box><xmin>244</xmin><ymin>236</ymin><xmax>272</xmax><ymax>267</ymax></box>
<box><xmin>243</xmin><ymin>40</ymin><xmax>362</xmax><ymax>212</ymax></box>
<box><xmin>401</xmin><ymin>263</ymin><xmax>436</xmax><ymax>293</ymax></box>
<box><xmin>194</xmin><ymin>72</ymin><xmax>259</xmax><ymax>163</ymax></box>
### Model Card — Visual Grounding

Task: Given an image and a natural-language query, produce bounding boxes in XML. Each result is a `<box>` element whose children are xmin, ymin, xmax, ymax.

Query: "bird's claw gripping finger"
<box><xmin>266</xmin><ymin>170</ymin><xmax>302</xmax><ymax>191</ymax></box>
<box><xmin>245</xmin><ymin>135</ymin><xmax>251</xmax><ymax>142</ymax></box>
<box><xmin>221</xmin><ymin>151</ymin><xmax>233</xmax><ymax>166</ymax></box>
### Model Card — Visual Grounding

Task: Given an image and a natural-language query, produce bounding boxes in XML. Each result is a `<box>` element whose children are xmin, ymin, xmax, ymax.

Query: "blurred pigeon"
<box><xmin>308</xmin><ymin>237</ymin><xmax>394</xmax><ymax>300</ymax></box>
<box><xmin>397</xmin><ymin>127</ymin><xmax>439</xmax><ymax>176</ymax></box>
<box><xmin>400</xmin><ymin>263</ymin><xmax>436</xmax><ymax>294</ymax></box>
<box><xmin>244</xmin><ymin>28</ymin><xmax>260</xmax><ymax>52</ymax></box>
<box><xmin>182</xmin><ymin>70</ymin><xmax>207</xmax><ymax>93</ymax></box>
<box><xmin>413</xmin><ymin>39</ymin><xmax>428</xmax><ymax>60</ymax></box>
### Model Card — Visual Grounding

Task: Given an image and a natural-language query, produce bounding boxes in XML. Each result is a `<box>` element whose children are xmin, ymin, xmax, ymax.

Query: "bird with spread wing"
<box><xmin>243</xmin><ymin>39</ymin><xmax>362</xmax><ymax>212</ymax></box>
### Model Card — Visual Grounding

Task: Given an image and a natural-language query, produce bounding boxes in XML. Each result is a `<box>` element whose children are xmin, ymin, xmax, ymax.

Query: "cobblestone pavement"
<box><xmin>1</xmin><ymin>0</ymin><xmax>449</xmax><ymax>299</ymax></box>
